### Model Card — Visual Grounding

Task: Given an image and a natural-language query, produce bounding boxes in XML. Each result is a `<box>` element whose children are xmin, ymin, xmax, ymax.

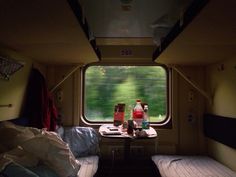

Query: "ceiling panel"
<box><xmin>82</xmin><ymin>0</ymin><xmax>193</xmax><ymax>39</ymax></box>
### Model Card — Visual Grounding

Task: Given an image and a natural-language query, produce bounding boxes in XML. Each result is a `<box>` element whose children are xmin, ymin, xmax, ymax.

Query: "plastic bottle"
<box><xmin>132</xmin><ymin>99</ymin><xmax>144</xmax><ymax>128</ymax></box>
<box><xmin>142</xmin><ymin>105</ymin><xmax>150</xmax><ymax>129</ymax></box>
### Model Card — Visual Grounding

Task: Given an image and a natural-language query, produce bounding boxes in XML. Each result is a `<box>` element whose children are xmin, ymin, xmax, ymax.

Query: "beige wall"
<box><xmin>175</xmin><ymin>66</ymin><xmax>206</xmax><ymax>155</ymax></box>
<box><xmin>206</xmin><ymin>58</ymin><xmax>236</xmax><ymax>171</ymax></box>
<box><xmin>157</xmin><ymin>66</ymin><xmax>206</xmax><ymax>155</ymax></box>
<box><xmin>0</xmin><ymin>47</ymin><xmax>32</xmax><ymax>121</ymax></box>
<box><xmin>0</xmin><ymin>46</ymin><xmax>79</xmax><ymax>125</ymax></box>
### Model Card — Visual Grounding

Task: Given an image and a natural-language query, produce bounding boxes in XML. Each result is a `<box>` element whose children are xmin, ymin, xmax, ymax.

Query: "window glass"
<box><xmin>84</xmin><ymin>65</ymin><xmax>168</xmax><ymax>123</ymax></box>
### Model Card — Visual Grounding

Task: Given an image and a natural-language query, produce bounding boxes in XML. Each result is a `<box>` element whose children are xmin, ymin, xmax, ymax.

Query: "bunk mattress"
<box><xmin>152</xmin><ymin>155</ymin><xmax>236</xmax><ymax>177</ymax></box>
<box><xmin>77</xmin><ymin>156</ymin><xmax>99</xmax><ymax>177</ymax></box>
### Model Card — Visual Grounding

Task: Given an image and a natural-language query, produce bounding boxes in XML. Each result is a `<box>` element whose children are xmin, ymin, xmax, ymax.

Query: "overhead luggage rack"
<box><xmin>0</xmin><ymin>56</ymin><xmax>24</xmax><ymax>80</ymax></box>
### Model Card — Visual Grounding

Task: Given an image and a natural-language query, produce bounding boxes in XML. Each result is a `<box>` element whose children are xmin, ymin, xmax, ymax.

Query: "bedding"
<box><xmin>0</xmin><ymin>162</ymin><xmax>59</xmax><ymax>177</ymax></box>
<box><xmin>77</xmin><ymin>156</ymin><xmax>99</xmax><ymax>177</ymax></box>
<box><xmin>1</xmin><ymin>162</ymin><xmax>39</xmax><ymax>177</ymax></box>
<box><xmin>0</xmin><ymin>157</ymin><xmax>99</xmax><ymax>177</ymax></box>
<box><xmin>62</xmin><ymin>126</ymin><xmax>100</xmax><ymax>158</ymax></box>
<box><xmin>0</xmin><ymin>121</ymin><xmax>36</xmax><ymax>150</ymax></box>
<box><xmin>0</xmin><ymin>122</ymin><xmax>100</xmax><ymax>177</ymax></box>
<box><xmin>1</xmin><ymin>146</ymin><xmax>39</xmax><ymax>167</ymax></box>
<box><xmin>21</xmin><ymin>130</ymin><xmax>81</xmax><ymax>177</ymax></box>
<box><xmin>152</xmin><ymin>155</ymin><xmax>236</xmax><ymax>177</ymax></box>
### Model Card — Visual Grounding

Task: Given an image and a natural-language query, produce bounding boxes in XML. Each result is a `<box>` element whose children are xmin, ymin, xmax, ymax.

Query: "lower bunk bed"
<box><xmin>0</xmin><ymin>121</ymin><xmax>100</xmax><ymax>177</ymax></box>
<box><xmin>152</xmin><ymin>155</ymin><xmax>236</xmax><ymax>177</ymax></box>
<box><xmin>1</xmin><ymin>155</ymin><xmax>99</xmax><ymax>177</ymax></box>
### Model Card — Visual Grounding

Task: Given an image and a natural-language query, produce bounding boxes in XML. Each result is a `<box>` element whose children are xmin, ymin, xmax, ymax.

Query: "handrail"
<box><xmin>171</xmin><ymin>65</ymin><xmax>212</xmax><ymax>104</ymax></box>
<box><xmin>50</xmin><ymin>65</ymin><xmax>82</xmax><ymax>93</ymax></box>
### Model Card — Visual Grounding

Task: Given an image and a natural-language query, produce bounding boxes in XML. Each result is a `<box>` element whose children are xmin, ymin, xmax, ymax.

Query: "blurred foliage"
<box><xmin>85</xmin><ymin>66</ymin><xmax>167</xmax><ymax>122</ymax></box>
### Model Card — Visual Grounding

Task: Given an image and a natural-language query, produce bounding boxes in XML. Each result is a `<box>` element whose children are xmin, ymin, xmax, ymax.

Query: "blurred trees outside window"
<box><xmin>84</xmin><ymin>65</ymin><xmax>168</xmax><ymax>123</ymax></box>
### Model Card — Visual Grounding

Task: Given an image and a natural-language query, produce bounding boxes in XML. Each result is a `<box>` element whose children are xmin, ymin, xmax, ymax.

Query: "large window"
<box><xmin>83</xmin><ymin>65</ymin><xmax>168</xmax><ymax>123</ymax></box>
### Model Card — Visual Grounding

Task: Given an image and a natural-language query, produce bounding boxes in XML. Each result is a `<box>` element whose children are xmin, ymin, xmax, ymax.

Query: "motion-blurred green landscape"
<box><xmin>85</xmin><ymin>66</ymin><xmax>167</xmax><ymax>122</ymax></box>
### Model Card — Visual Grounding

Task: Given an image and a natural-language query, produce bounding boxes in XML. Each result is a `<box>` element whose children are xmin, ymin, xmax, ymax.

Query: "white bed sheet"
<box><xmin>152</xmin><ymin>155</ymin><xmax>236</xmax><ymax>177</ymax></box>
<box><xmin>77</xmin><ymin>155</ymin><xmax>99</xmax><ymax>177</ymax></box>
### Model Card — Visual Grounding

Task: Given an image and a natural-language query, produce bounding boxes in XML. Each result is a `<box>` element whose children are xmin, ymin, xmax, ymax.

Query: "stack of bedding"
<box><xmin>0</xmin><ymin>121</ymin><xmax>100</xmax><ymax>177</ymax></box>
<box><xmin>152</xmin><ymin>155</ymin><xmax>236</xmax><ymax>177</ymax></box>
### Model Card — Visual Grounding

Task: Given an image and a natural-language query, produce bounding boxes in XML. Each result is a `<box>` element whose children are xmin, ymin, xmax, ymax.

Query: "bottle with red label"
<box><xmin>132</xmin><ymin>99</ymin><xmax>144</xmax><ymax>128</ymax></box>
<box><xmin>113</xmin><ymin>103</ymin><xmax>125</xmax><ymax>126</ymax></box>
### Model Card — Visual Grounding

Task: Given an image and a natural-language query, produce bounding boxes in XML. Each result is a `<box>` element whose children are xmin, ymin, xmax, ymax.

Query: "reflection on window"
<box><xmin>84</xmin><ymin>65</ymin><xmax>168</xmax><ymax>123</ymax></box>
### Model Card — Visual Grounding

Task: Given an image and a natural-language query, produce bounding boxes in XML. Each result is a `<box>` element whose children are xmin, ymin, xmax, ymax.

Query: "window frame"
<box><xmin>81</xmin><ymin>62</ymin><xmax>171</xmax><ymax>127</ymax></box>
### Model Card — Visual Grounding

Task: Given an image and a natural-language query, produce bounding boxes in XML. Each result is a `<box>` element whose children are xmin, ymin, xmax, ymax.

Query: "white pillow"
<box><xmin>21</xmin><ymin>130</ymin><xmax>81</xmax><ymax>177</ymax></box>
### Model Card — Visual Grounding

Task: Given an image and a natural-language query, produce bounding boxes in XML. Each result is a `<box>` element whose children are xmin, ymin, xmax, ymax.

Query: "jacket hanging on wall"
<box><xmin>22</xmin><ymin>68</ymin><xmax>57</xmax><ymax>131</ymax></box>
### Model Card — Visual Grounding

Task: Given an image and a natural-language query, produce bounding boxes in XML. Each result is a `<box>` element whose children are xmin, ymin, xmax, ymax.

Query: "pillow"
<box><xmin>1</xmin><ymin>162</ymin><xmax>39</xmax><ymax>177</ymax></box>
<box><xmin>21</xmin><ymin>130</ymin><xmax>81</xmax><ymax>177</ymax></box>
<box><xmin>63</xmin><ymin>127</ymin><xmax>100</xmax><ymax>158</ymax></box>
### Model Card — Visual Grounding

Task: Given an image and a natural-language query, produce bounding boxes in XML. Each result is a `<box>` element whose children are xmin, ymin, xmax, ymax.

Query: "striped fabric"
<box><xmin>152</xmin><ymin>155</ymin><xmax>236</xmax><ymax>177</ymax></box>
<box><xmin>77</xmin><ymin>156</ymin><xmax>99</xmax><ymax>177</ymax></box>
